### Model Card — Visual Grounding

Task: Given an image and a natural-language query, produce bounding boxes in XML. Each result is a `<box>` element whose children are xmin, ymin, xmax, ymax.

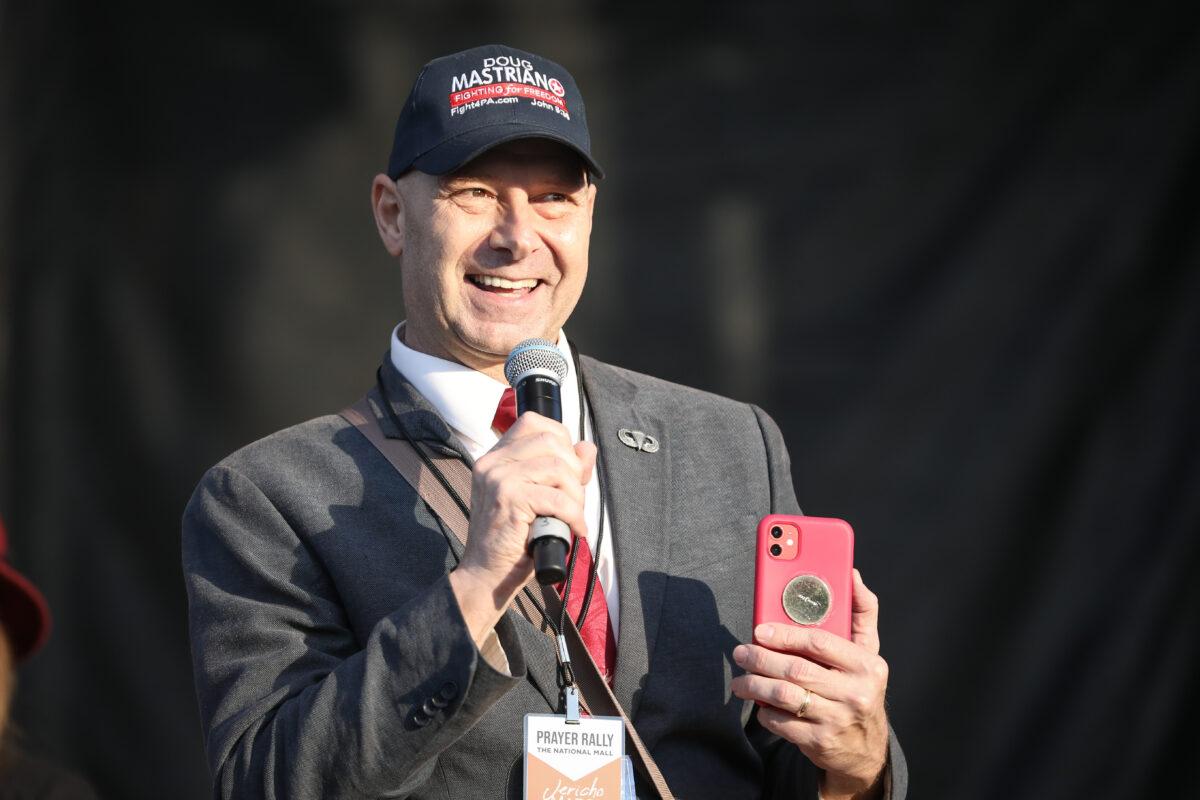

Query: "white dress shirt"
<box><xmin>390</xmin><ymin>325</ymin><xmax>620</xmax><ymax>638</ymax></box>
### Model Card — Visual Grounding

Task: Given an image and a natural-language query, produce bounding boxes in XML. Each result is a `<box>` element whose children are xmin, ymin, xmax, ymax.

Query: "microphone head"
<box><xmin>505</xmin><ymin>338</ymin><xmax>569</xmax><ymax>387</ymax></box>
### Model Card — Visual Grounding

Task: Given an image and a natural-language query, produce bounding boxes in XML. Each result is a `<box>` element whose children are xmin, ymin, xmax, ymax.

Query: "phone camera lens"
<box><xmin>770</xmin><ymin>526</ymin><xmax>783</xmax><ymax>539</ymax></box>
<box><xmin>769</xmin><ymin>544</ymin><xmax>782</xmax><ymax>557</ymax></box>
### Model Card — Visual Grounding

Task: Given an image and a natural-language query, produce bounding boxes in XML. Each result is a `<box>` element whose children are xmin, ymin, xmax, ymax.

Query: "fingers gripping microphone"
<box><xmin>504</xmin><ymin>339</ymin><xmax>571</xmax><ymax>585</ymax></box>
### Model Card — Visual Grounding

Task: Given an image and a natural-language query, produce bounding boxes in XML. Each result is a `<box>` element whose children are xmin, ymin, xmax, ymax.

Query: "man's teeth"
<box><xmin>470</xmin><ymin>275</ymin><xmax>539</xmax><ymax>290</ymax></box>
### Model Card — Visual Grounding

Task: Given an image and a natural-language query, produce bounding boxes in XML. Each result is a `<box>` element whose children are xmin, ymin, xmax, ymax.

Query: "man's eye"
<box><xmin>448</xmin><ymin>187</ymin><xmax>494</xmax><ymax>210</ymax></box>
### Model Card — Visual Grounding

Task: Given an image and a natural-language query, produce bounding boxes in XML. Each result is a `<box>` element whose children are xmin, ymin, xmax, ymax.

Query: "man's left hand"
<box><xmin>731</xmin><ymin>569</ymin><xmax>890</xmax><ymax>800</ymax></box>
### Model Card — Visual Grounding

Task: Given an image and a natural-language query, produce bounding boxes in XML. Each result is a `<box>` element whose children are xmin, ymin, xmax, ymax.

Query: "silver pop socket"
<box><xmin>782</xmin><ymin>575</ymin><xmax>833</xmax><ymax>626</ymax></box>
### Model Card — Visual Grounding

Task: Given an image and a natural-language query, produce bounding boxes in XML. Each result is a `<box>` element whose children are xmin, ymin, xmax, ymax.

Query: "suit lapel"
<box><xmin>374</xmin><ymin>357</ymin><xmax>562</xmax><ymax>712</ymax></box>
<box><xmin>580</xmin><ymin>357</ymin><xmax>671</xmax><ymax>720</ymax></box>
<box><xmin>375</xmin><ymin>357</ymin><xmax>473</xmax><ymax>462</ymax></box>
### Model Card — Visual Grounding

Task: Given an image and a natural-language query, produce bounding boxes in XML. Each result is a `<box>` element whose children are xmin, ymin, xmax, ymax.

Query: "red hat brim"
<box><xmin>0</xmin><ymin>559</ymin><xmax>52</xmax><ymax>661</ymax></box>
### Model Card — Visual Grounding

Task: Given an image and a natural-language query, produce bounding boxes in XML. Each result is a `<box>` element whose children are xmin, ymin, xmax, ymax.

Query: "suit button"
<box><xmin>411</xmin><ymin>711</ymin><xmax>431</xmax><ymax>728</ymax></box>
<box><xmin>422</xmin><ymin>698</ymin><xmax>438</xmax><ymax>716</ymax></box>
<box><xmin>438</xmin><ymin>681</ymin><xmax>459</xmax><ymax>701</ymax></box>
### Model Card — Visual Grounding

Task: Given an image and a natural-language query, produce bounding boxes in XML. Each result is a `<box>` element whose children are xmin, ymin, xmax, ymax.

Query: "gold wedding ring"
<box><xmin>796</xmin><ymin>687</ymin><xmax>813</xmax><ymax>719</ymax></box>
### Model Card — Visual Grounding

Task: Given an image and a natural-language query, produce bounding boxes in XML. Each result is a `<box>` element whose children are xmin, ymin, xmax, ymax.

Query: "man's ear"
<box><xmin>372</xmin><ymin>174</ymin><xmax>405</xmax><ymax>257</ymax></box>
<box><xmin>585</xmin><ymin>179</ymin><xmax>597</xmax><ymax>216</ymax></box>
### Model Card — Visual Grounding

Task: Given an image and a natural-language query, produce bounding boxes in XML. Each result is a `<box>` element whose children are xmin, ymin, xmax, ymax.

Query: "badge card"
<box><xmin>524</xmin><ymin>713</ymin><xmax>624</xmax><ymax>799</ymax></box>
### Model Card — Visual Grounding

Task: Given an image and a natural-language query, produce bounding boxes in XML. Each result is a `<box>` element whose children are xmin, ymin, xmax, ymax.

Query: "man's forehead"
<box><xmin>446</xmin><ymin>139</ymin><xmax>588</xmax><ymax>181</ymax></box>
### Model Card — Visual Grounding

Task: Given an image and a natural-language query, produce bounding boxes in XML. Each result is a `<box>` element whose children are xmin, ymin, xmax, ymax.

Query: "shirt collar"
<box><xmin>389</xmin><ymin>324</ymin><xmax>582</xmax><ymax>458</ymax></box>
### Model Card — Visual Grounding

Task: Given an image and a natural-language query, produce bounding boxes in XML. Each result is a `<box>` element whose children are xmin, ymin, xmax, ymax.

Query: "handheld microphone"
<box><xmin>504</xmin><ymin>338</ymin><xmax>571</xmax><ymax>585</ymax></box>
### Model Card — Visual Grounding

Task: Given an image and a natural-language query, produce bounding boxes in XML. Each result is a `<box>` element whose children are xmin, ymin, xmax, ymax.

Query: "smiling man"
<box><xmin>183</xmin><ymin>45</ymin><xmax>906</xmax><ymax>800</ymax></box>
<box><xmin>373</xmin><ymin>138</ymin><xmax>595</xmax><ymax>381</ymax></box>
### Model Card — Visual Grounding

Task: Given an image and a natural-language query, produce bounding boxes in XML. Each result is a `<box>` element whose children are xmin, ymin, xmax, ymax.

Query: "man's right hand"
<box><xmin>449</xmin><ymin>412</ymin><xmax>596</xmax><ymax>647</ymax></box>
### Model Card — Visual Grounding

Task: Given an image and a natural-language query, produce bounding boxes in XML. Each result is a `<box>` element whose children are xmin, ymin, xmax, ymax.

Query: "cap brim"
<box><xmin>0</xmin><ymin>561</ymin><xmax>51</xmax><ymax>661</ymax></box>
<box><xmin>408</xmin><ymin>123</ymin><xmax>605</xmax><ymax>180</ymax></box>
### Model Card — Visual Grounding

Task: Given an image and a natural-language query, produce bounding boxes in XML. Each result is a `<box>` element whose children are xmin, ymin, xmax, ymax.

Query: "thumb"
<box><xmin>851</xmin><ymin>568</ymin><xmax>881</xmax><ymax>655</ymax></box>
<box><xmin>574</xmin><ymin>441</ymin><xmax>597</xmax><ymax>485</ymax></box>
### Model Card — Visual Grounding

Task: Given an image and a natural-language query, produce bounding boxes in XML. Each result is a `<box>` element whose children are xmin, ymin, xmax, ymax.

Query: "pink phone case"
<box><xmin>753</xmin><ymin>515</ymin><xmax>854</xmax><ymax>640</ymax></box>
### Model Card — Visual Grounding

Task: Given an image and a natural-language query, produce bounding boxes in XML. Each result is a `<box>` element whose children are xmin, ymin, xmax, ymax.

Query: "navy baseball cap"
<box><xmin>387</xmin><ymin>44</ymin><xmax>604</xmax><ymax>180</ymax></box>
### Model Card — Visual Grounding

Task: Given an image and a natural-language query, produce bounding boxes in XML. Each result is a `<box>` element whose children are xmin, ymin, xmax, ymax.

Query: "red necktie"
<box><xmin>491</xmin><ymin>389</ymin><xmax>617</xmax><ymax>682</ymax></box>
<box><xmin>560</xmin><ymin>535</ymin><xmax>618</xmax><ymax>682</ymax></box>
<box><xmin>491</xmin><ymin>387</ymin><xmax>518</xmax><ymax>434</ymax></box>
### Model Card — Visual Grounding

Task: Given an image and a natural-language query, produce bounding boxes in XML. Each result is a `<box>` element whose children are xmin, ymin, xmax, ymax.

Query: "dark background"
<box><xmin>3</xmin><ymin>1</ymin><xmax>1198</xmax><ymax>797</ymax></box>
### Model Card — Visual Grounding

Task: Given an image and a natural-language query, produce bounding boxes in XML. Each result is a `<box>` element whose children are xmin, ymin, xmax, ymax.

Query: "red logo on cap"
<box><xmin>548</xmin><ymin>78</ymin><xmax>565</xmax><ymax>97</ymax></box>
<box><xmin>449</xmin><ymin>83</ymin><xmax>567</xmax><ymax>111</ymax></box>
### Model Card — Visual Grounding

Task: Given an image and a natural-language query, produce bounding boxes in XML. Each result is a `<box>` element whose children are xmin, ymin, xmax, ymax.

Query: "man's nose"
<box><xmin>488</xmin><ymin>198</ymin><xmax>538</xmax><ymax>261</ymax></box>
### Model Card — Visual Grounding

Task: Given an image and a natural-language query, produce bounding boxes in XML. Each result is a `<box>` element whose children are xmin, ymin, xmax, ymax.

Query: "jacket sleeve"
<box><xmin>746</xmin><ymin>405</ymin><xmax>908</xmax><ymax>800</ymax></box>
<box><xmin>182</xmin><ymin>464</ymin><xmax>523</xmax><ymax>799</ymax></box>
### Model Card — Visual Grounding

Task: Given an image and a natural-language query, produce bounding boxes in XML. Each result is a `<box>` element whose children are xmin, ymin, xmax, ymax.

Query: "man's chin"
<box><xmin>459</xmin><ymin>325</ymin><xmax>558</xmax><ymax>360</ymax></box>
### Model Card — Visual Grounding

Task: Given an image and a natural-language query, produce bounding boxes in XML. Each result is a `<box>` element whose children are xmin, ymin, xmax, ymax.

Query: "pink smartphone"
<box><xmin>753</xmin><ymin>515</ymin><xmax>854</xmax><ymax>640</ymax></box>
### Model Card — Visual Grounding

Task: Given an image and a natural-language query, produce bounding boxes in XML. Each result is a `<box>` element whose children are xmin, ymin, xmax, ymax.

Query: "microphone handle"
<box><xmin>530</xmin><ymin>519</ymin><xmax>570</xmax><ymax>585</ymax></box>
<box><xmin>515</xmin><ymin>375</ymin><xmax>569</xmax><ymax>584</ymax></box>
<box><xmin>516</xmin><ymin>376</ymin><xmax>562</xmax><ymax>422</ymax></box>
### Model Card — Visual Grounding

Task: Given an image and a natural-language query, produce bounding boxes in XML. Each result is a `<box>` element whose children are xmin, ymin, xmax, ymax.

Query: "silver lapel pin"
<box><xmin>618</xmin><ymin>428</ymin><xmax>660</xmax><ymax>453</ymax></box>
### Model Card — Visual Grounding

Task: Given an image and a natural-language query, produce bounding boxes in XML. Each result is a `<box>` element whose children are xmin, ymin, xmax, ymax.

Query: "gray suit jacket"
<box><xmin>183</xmin><ymin>355</ymin><xmax>907</xmax><ymax>799</ymax></box>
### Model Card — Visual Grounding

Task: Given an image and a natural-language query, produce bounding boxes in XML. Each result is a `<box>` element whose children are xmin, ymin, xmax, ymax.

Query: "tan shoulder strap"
<box><xmin>340</xmin><ymin>395</ymin><xmax>674</xmax><ymax>799</ymax></box>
